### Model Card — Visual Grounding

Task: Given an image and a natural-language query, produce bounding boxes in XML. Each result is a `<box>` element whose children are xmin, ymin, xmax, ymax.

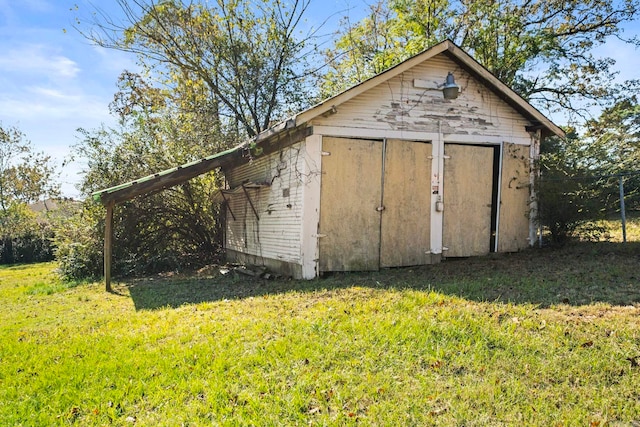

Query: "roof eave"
<box><xmin>92</xmin><ymin>145</ymin><xmax>244</xmax><ymax>206</ymax></box>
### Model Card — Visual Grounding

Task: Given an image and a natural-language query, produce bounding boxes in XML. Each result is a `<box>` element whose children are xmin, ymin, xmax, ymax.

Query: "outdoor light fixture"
<box><xmin>413</xmin><ymin>71</ymin><xmax>460</xmax><ymax>99</ymax></box>
<box><xmin>441</xmin><ymin>72</ymin><xmax>459</xmax><ymax>100</ymax></box>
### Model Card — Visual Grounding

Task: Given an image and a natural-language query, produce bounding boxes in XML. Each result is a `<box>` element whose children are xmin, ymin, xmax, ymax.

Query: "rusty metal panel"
<box><xmin>380</xmin><ymin>139</ymin><xmax>432</xmax><ymax>267</ymax></box>
<box><xmin>443</xmin><ymin>144</ymin><xmax>493</xmax><ymax>257</ymax></box>
<box><xmin>318</xmin><ymin>137</ymin><xmax>382</xmax><ymax>272</ymax></box>
<box><xmin>498</xmin><ymin>142</ymin><xmax>531</xmax><ymax>252</ymax></box>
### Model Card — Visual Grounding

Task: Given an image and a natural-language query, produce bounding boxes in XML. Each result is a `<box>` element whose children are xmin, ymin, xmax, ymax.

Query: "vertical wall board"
<box><xmin>443</xmin><ymin>144</ymin><xmax>493</xmax><ymax>257</ymax></box>
<box><xmin>529</xmin><ymin>130</ymin><xmax>542</xmax><ymax>246</ymax></box>
<box><xmin>300</xmin><ymin>135</ymin><xmax>323</xmax><ymax>279</ymax></box>
<box><xmin>498</xmin><ymin>142</ymin><xmax>531</xmax><ymax>252</ymax></box>
<box><xmin>319</xmin><ymin>137</ymin><xmax>382</xmax><ymax>272</ymax></box>
<box><xmin>380</xmin><ymin>140</ymin><xmax>432</xmax><ymax>267</ymax></box>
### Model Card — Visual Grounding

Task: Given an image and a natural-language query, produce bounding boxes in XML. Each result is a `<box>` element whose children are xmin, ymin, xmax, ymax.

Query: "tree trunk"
<box><xmin>1</xmin><ymin>237</ymin><xmax>14</xmax><ymax>264</ymax></box>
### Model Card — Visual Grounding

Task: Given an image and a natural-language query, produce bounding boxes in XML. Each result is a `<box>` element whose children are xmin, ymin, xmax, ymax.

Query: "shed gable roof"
<box><xmin>93</xmin><ymin>39</ymin><xmax>563</xmax><ymax>205</ymax></box>
<box><xmin>291</xmin><ymin>39</ymin><xmax>563</xmax><ymax>138</ymax></box>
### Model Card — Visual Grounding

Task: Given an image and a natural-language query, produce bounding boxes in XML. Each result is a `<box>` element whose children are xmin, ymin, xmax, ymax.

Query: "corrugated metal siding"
<box><xmin>225</xmin><ymin>142</ymin><xmax>306</xmax><ymax>264</ymax></box>
<box><xmin>310</xmin><ymin>54</ymin><xmax>531</xmax><ymax>144</ymax></box>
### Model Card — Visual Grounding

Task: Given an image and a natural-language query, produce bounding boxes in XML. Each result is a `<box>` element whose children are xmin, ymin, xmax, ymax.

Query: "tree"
<box><xmin>58</xmin><ymin>112</ymin><xmax>226</xmax><ymax>278</ymax></box>
<box><xmin>582</xmin><ymin>95</ymin><xmax>640</xmax><ymax>174</ymax></box>
<box><xmin>0</xmin><ymin>124</ymin><xmax>59</xmax><ymax>263</ymax></box>
<box><xmin>537</xmin><ymin>96</ymin><xmax>640</xmax><ymax>243</ymax></box>
<box><xmin>537</xmin><ymin>130</ymin><xmax>606</xmax><ymax>243</ymax></box>
<box><xmin>60</xmin><ymin>0</ymin><xmax>323</xmax><ymax>278</ymax></box>
<box><xmin>581</xmin><ymin>96</ymin><xmax>640</xmax><ymax>211</ymax></box>
<box><xmin>77</xmin><ymin>0</ymin><xmax>317</xmax><ymax>138</ymax></box>
<box><xmin>322</xmin><ymin>0</ymin><xmax>640</xmax><ymax>120</ymax></box>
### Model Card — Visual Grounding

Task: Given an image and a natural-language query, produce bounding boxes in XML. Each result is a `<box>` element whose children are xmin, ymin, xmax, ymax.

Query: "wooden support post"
<box><xmin>619</xmin><ymin>175</ymin><xmax>627</xmax><ymax>243</ymax></box>
<box><xmin>104</xmin><ymin>202</ymin><xmax>114</xmax><ymax>292</ymax></box>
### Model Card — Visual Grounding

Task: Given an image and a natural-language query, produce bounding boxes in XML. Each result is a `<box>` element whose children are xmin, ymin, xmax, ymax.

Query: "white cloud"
<box><xmin>0</xmin><ymin>89</ymin><xmax>110</xmax><ymax>121</ymax></box>
<box><xmin>0</xmin><ymin>44</ymin><xmax>80</xmax><ymax>79</ymax></box>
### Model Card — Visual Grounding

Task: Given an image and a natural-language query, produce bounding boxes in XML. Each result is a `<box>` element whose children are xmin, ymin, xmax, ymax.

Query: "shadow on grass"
<box><xmin>124</xmin><ymin>241</ymin><xmax>640</xmax><ymax>311</ymax></box>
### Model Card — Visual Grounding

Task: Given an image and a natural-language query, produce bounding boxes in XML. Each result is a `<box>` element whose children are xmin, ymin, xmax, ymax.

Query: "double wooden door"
<box><xmin>318</xmin><ymin>138</ymin><xmax>527</xmax><ymax>271</ymax></box>
<box><xmin>318</xmin><ymin>137</ymin><xmax>432</xmax><ymax>271</ymax></box>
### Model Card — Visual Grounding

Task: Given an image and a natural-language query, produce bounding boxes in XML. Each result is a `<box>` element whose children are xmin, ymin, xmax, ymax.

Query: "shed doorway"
<box><xmin>442</xmin><ymin>143</ymin><xmax>499</xmax><ymax>257</ymax></box>
<box><xmin>318</xmin><ymin>137</ymin><xmax>432</xmax><ymax>272</ymax></box>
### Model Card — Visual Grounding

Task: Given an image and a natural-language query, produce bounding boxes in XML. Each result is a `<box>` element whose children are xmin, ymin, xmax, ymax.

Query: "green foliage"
<box><xmin>0</xmin><ymin>123</ymin><xmax>60</xmax><ymax>264</ymax></box>
<box><xmin>80</xmin><ymin>0</ymin><xmax>316</xmax><ymax>138</ymax></box>
<box><xmin>537</xmin><ymin>147</ymin><xmax>605</xmax><ymax>244</ymax></box>
<box><xmin>538</xmin><ymin>95</ymin><xmax>640</xmax><ymax>243</ymax></box>
<box><xmin>0</xmin><ymin>123</ymin><xmax>59</xmax><ymax>208</ymax></box>
<box><xmin>53</xmin><ymin>201</ymin><xmax>105</xmax><ymax>280</ymax></box>
<box><xmin>57</xmin><ymin>122</ymin><xmax>226</xmax><ymax>280</ymax></box>
<box><xmin>0</xmin><ymin>204</ymin><xmax>55</xmax><ymax>264</ymax></box>
<box><xmin>582</xmin><ymin>95</ymin><xmax>640</xmax><ymax>210</ymax></box>
<box><xmin>321</xmin><ymin>0</ymin><xmax>640</xmax><ymax>118</ymax></box>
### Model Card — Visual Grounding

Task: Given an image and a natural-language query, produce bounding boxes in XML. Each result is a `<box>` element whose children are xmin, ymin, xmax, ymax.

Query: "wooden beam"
<box><xmin>96</xmin><ymin>149</ymin><xmax>243</xmax><ymax>206</ymax></box>
<box><xmin>104</xmin><ymin>202</ymin><xmax>114</xmax><ymax>292</ymax></box>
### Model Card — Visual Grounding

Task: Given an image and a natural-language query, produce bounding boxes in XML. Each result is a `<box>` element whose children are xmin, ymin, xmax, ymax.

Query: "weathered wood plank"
<box><xmin>310</xmin><ymin>55</ymin><xmax>534</xmax><ymax>143</ymax></box>
<box><xmin>498</xmin><ymin>142</ymin><xmax>531</xmax><ymax>252</ymax></box>
<box><xmin>380</xmin><ymin>140</ymin><xmax>432</xmax><ymax>267</ymax></box>
<box><xmin>97</xmin><ymin>149</ymin><xmax>243</xmax><ymax>205</ymax></box>
<box><xmin>319</xmin><ymin>137</ymin><xmax>382</xmax><ymax>272</ymax></box>
<box><xmin>104</xmin><ymin>202</ymin><xmax>114</xmax><ymax>292</ymax></box>
<box><xmin>442</xmin><ymin>144</ymin><xmax>493</xmax><ymax>257</ymax></box>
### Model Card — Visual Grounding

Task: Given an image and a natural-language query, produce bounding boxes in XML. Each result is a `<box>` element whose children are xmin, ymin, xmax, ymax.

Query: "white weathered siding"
<box><xmin>310</xmin><ymin>54</ymin><xmax>532</xmax><ymax>145</ymax></box>
<box><xmin>225</xmin><ymin>142</ymin><xmax>307</xmax><ymax>264</ymax></box>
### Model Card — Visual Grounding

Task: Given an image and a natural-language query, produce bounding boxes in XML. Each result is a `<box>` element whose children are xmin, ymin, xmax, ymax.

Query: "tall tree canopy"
<box><xmin>65</xmin><ymin>0</ymin><xmax>323</xmax><ymax>278</ymax></box>
<box><xmin>322</xmin><ymin>0</ymin><xmax>640</xmax><ymax>121</ymax></box>
<box><xmin>0</xmin><ymin>124</ymin><xmax>58</xmax><ymax>210</ymax></box>
<box><xmin>79</xmin><ymin>0</ymin><xmax>317</xmax><ymax>138</ymax></box>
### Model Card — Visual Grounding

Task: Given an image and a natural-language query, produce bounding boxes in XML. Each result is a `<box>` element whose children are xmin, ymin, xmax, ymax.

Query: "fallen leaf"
<box><xmin>429</xmin><ymin>407</ymin><xmax>448</xmax><ymax>416</ymax></box>
<box><xmin>430</xmin><ymin>360</ymin><xmax>443</xmax><ymax>369</ymax></box>
<box><xmin>539</xmin><ymin>320</ymin><xmax>546</xmax><ymax>330</ymax></box>
<box><xmin>581</xmin><ymin>341</ymin><xmax>594</xmax><ymax>348</ymax></box>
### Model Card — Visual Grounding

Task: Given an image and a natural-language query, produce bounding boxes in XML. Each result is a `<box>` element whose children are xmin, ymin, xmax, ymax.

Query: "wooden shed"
<box><xmin>94</xmin><ymin>40</ymin><xmax>564</xmax><ymax>283</ymax></box>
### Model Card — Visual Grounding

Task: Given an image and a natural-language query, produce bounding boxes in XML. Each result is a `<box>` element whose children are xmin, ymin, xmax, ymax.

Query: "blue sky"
<box><xmin>0</xmin><ymin>0</ymin><xmax>365</xmax><ymax>197</ymax></box>
<box><xmin>0</xmin><ymin>0</ymin><xmax>639</xmax><ymax>198</ymax></box>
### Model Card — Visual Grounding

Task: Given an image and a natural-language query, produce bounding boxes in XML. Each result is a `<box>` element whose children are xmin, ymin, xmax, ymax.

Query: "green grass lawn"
<box><xmin>1</xmin><ymin>240</ymin><xmax>639</xmax><ymax>425</ymax></box>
